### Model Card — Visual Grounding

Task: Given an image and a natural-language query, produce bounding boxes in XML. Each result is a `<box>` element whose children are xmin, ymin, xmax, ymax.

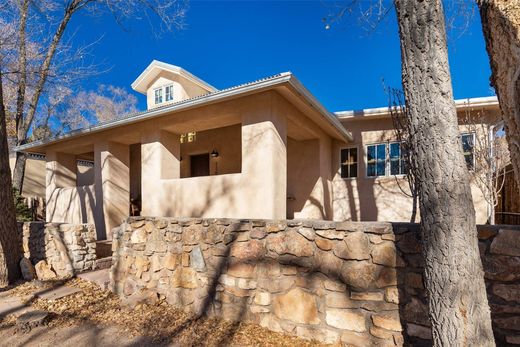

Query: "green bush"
<box><xmin>13</xmin><ymin>188</ymin><xmax>32</xmax><ymax>221</ymax></box>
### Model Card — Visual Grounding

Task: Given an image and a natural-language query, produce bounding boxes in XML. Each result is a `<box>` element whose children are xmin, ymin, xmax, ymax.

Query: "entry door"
<box><xmin>190</xmin><ymin>153</ymin><xmax>210</xmax><ymax>177</ymax></box>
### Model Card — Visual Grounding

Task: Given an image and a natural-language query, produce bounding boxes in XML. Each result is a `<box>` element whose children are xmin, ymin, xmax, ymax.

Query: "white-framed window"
<box><xmin>460</xmin><ymin>133</ymin><xmax>475</xmax><ymax>170</ymax></box>
<box><xmin>154</xmin><ymin>88</ymin><xmax>163</xmax><ymax>105</ymax></box>
<box><xmin>389</xmin><ymin>142</ymin><xmax>408</xmax><ymax>175</ymax></box>
<box><xmin>340</xmin><ymin>147</ymin><xmax>358</xmax><ymax>178</ymax></box>
<box><xmin>366</xmin><ymin>142</ymin><xmax>407</xmax><ymax>177</ymax></box>
<box><xmin>165</xmin><ymin>84</ymin><xmax>174</xmax><ymax>102</ymax></box>
<box><xmin>367</xmin><ymin>143</ymin><xmax>387</xmax><ymax>177</ymax></box>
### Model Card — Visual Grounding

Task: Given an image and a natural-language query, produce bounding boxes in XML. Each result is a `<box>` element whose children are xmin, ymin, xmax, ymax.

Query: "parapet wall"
<box><xmin>110</xmin><ymin>218</ymin><xmax>520</xmax><ymax>346</ymax></box>
<box><xmin>20</xmin><ymin>222</ymin><xmax>97</xmax><ymax>278</ymax></box>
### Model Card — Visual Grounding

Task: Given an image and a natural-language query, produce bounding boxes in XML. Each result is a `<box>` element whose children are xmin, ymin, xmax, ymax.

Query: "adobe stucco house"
<box><xmin>15</xmin><ymin>60</ymin><xmax>502</xmax><ymax>239</ymax></box>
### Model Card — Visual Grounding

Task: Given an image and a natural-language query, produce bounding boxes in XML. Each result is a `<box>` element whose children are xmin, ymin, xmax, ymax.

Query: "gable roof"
<box><xmin>16</xmin><ymin>72</ymin><xmax>353</xmax><ymax>153</ymax></box>
<box><xmin>131</xmin><ymin>60</ymin><xmax>218</xmax><ymax>94</ymax></box>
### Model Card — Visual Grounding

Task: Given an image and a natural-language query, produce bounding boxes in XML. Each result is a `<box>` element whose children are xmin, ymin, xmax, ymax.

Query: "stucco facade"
<box><xmin>15</xmin><ymin>61</ymin><xmax>502</xmax><ymax>237</ymax></box>
<box><xmin>332</xmin><ymin>101</ymin><xmax>501</xmax><ymax>224</ymax></box>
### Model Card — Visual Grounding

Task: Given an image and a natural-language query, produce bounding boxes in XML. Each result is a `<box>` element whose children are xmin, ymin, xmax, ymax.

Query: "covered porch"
<box><xmin>19</xmin><ymin>78</ymin><xmax>351</xmax><ymax>241</ymax></box>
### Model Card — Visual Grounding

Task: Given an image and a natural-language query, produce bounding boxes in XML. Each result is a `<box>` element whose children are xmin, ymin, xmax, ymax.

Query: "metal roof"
<box><xmin>335</xmin><ymin>96</ymin><xmax>499</xmax><ymax>119</ymax></box>
<box><xmin>16</xmin><ymin>72</ymin><xmax>353</xmax><ymax>152</ymax></box>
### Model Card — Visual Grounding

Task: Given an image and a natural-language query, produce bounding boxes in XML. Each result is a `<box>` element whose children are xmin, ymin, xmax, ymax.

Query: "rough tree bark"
<box><xmin>0</xmin><ymin>66</ymin><xmax>22</xmax><ymax>285</ymax></box>
<box><xmin>477</xmin><ymin>0</ymin><xmax>520</xmax><ymax>193</ymax></box>
<box><xmin>394</xmin><ymin>0</ymin><xmax>495</xmax><ymax>345</ymax></box>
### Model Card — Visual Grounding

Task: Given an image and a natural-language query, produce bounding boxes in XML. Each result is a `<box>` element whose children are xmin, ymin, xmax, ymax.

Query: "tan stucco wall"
<box><xmin>140</xmin><ymin>92</ymin><xmax>289</xmax><ymax>219</ymax></box>
<box><xmin>46</xmin><ymin>152</ymin><xmax>97</xmax><ymax>226</ymax></box>
<box><xmin>9</xmin><ymin>155</ymin><xmax>93</xmax><ymax>198</ymax></box>
<box><xmin>332</xmin><ymin>108</ymin><xmax>501</xmax><ymax>223</ymax></box>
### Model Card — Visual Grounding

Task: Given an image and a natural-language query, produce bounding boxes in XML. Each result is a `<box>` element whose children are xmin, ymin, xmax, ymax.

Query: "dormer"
<box><xmin>131</xmin><ymin>60</ymin><xmax>217</xmax><ymax>110</ymax></box>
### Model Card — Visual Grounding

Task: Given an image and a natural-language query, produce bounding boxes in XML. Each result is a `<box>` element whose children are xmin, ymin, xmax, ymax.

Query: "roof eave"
<box><xmin>16</xmin><ymin>72</ymin><xmax>352</xmax><ymax>153</ymax></box>
<box><xmin>335</xmin><ymin>96</ymin><xmax>500</xmax><ymax>120</ymax></box>
<box><xmin>287</xmin><ymin>76</ymin><xmax>353</xmax><ymax>142</ymax></box>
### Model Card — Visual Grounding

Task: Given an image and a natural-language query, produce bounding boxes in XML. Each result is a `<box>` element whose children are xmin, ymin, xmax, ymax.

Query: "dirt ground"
<box><xmin>0</xmin><ymin>278</ymin><xmax>330</xmax><ymax>347</ymax></box>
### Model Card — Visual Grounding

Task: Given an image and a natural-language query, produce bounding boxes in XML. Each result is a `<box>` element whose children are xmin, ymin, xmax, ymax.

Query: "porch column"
<box><xmin>140</xmin><ymin>129</ymin><xmax>180</xmax><ymax>216</ymax></box>
<box><xmin>94</xmin><ymin>141</ymin><xmax>129</xmax><ymax>240</ymax></box>
<box><xmin>242</xmin><ymin>104</ymin><xmax>287</xmax><ymax>219</ymax></box>
<box><xmin>46</xmin><ymin>151</ymin><xmax>76</xmax><ymax>222</ymax></box>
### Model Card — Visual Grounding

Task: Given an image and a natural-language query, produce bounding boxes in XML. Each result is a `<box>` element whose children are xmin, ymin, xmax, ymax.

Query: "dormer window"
<box><xmin>154</xmin><ymin>88</ymin><xmax>163</xmax><ymax>105</ymax></box>
<box><xmin>165</xmin><ymin>85</ymin><xmax>173</xmax><ymax>102</ymax></box>
<box><xmin>154</xmin><ymin>84</ymin><xmax>174</xmax><ymax>105</ymax></box>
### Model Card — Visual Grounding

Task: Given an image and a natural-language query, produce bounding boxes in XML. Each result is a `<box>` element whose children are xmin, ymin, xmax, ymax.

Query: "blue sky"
<box><xmin>70</xmin><ymin>1</ymin><xmax>494</xmax><ymax>113</ymax></box>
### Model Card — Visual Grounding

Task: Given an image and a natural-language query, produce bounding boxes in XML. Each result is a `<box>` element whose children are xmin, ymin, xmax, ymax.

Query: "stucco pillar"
<box><xmin>94</xmin><ymin>141</ymin><xmax>129</xmax><ymax>240</ymax></box>
<box><xmin>242</xmin><ymin>102</ymin><xmax>287</xmax><ymax>219</ymax></box>
<box><xmin>140</xmin><ymin>129</ymin><xmax>180</xmax><ymax>216</ymax></box>
<box><xmin>46</xmin><ymin>151</ymin><xmax>77</xmax><ymax>222</ymax></box>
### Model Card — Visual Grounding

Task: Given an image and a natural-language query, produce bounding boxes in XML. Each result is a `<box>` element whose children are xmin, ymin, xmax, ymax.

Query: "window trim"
<box><xmin>364</xmin><ymin>141</ymin><xmax>407</xmax><ymax>179</ymax></box>
<box><xmin>365</xmin><ymin>142</ymin><xmax>388</xmax><ymax>178</ymax></box>
<box><xmin>339</xmin><ymin>146</ymin><xmax>358</xmax><ymax>179</ymax></box>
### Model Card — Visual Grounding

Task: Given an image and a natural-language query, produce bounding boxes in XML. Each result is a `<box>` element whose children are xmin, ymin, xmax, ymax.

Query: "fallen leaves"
<box><xmin>4</xmin><ymin>278</ymin><xmax>329</xmax><ymax>347</ymax></box>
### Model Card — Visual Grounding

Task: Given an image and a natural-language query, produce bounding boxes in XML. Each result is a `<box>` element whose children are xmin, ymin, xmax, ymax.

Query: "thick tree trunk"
<box><xmin>12</xmin><ymin>151</ymin><xmax>26</xmax><ymax>193</ymax></box>
<box><xmin>394</xmin><ymin>1</ymin><xmax>495</xmax><ymax>345</ymax></box>
<box><xmin>0</xmin><ymin>68</ymin><xmax>22</xmax><ymax>286</ymax></box>
<box><xmin>478</xmin><ymin>0</ymin><xmax>520</xmax><ymax>193</ymax></box>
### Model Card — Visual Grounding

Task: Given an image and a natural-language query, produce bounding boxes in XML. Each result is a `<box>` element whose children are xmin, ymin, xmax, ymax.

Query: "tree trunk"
<box><xmin>410</xmin><ymin>192</ymin><xmax>417</xmax><ymax>223</ymax></box>
<box><xmin>12</xmin><ymin>151</ymin><xmax>26</xmax><ymax>193</ymax></box>
<box><xmin>0</xmin><ymin>67</ymin><xmax>22</xmax><ymax>286</ymax></box>
<box><xmin>394</xmin><ymin>1</ymin><xmax>495</xmax><ymax>345</ymax></box>
<box><xmin>478</xmin><ymin>0</ymin><xmax>520</xmax><ymax>194</ymax></box>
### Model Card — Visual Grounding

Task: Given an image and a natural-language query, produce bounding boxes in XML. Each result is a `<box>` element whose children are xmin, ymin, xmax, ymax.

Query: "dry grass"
<box><xmin>4</xmin><ymin>278</ymin><xmax>331</xmax><ymax>347</ymax></box>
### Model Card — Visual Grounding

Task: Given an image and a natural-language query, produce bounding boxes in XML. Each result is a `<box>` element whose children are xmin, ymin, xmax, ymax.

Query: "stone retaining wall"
<box><xmin>19</xmin><ymin>222</ymin><xmax>97</xmax><ymax>279</ymax></box>
<box><xmin>110</xmin><ymin>218</ymin><xmax>520</xmax><ymax>346</ymax></box>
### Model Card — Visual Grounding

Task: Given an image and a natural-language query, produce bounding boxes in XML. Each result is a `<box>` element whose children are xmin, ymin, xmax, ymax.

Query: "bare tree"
<box><xmin>477</xmin><ymin>0</ymin><xmax>520</xmax><ymax>194</ymax></box>
<box><xmin>0</xmin><ymin>63</ymin><xmax>21</xmax><ymax>285</ymax></box>
<box><xmin>387</xmin><ymin>87</ymin><xmax>419</xmax><ymax>223</ymax></box>
<box><xmin>3</xmin><ymin>0</ymin><xmax>187</xmax><ymax>193</ymax></box>
<box><xmin>461</xmin><ymin>105</ymin><xmax>509</xmax><ymax>224</ymax></box>
<box><xmin>394</xmin><ymin>0</ymin><xmax>495</xmax><ymax>345</ymax></box>
<box><xmin>31</xmin><ymin>84</ymin><xmax>139</xmax><ymax>140</ymax></box>
<box><xmin>0</xmin><ymin>0</ymin><xmax>186</xmax><ymax>285</ymax></box>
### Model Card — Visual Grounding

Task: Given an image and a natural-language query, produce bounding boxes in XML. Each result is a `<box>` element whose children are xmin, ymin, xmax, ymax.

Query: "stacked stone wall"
<box><xmin>111</xmin><ymin>218</ymin><xmax>520</xmax><ymax>346</ymax></box>
<box><xmin>20</xmin><ymin>222</ymin><xmax>97</xmax><ymax>278</ymax></box>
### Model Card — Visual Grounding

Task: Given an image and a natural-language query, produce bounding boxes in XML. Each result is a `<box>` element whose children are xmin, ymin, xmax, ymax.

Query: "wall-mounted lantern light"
<box><xmin>211</xmin><ymin>149</ymin><xmax>219</xmax><ymax>158</ymax></box>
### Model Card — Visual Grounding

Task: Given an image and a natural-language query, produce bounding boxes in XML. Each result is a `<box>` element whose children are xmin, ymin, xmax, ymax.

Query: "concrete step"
<box><xmin>94</xmin><ymin>256</ymin><xmax>112</xmax><ymax>270</ymax></box>
<box><xmin>77</xmin><ymin>269</ymin><xmax>110</xmax><ymax>291</ymax></box>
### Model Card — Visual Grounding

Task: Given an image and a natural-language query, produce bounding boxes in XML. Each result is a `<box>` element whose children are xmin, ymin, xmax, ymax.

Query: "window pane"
<box><xmin>390</xmin><ymin>160</ymin><xmax>400</xmax><ymax>175</ymax></box>
<box><xmin>341</xmin><ymin>149</ymin><xmax>349</xmax><ymax>165</ymax></box>
<box><xmin>341</xmin><ymin>148</ymin><xmax>357</xmax><ymax>178</ymax></box>
<box><xmin>390</xmin><ymin>143</ymin><xmax>400</xmax><ymax>159</ymax></box>
<box><xmin>402</xmin><ymin>159</ymin><xmax>409</xmax><ymax>174</ymax></box>
<box><xmin>367</xmin><ymin>146</ymin><xmax>376</xmax><ymax>162</ymax></box>
<box><xmin>367</xmin><ymin>162</ymin><xmax>376</xmax><ymax>177</ymax></box>
<box><xmin>165</xmin><ymin>85</ymin><xmax>173</xmax><ymax>101</ymax></box>
<box><xmin>377</xmin><ymin>144</ymin><xmax>386</xmax><ymax>161</ymax></box>
<box><xmin>349</xmin><ymin>148</ymin><xmax>357</xmax><ymax>164</ymax></box>
<box><xmin>462</xmin><ymin>134</ymin><xmax>473</xmax><ymax>153</ymax></box>
<box><xmin>349</xmin><ymin>163</ymin><xmax>357</xmax><ymax>178</ymax></box>
<box><xmin>341</xmin><ymin>165</ymin><xmax>348</xmax><ymax>178</ymax></box>
<box><xmin>465</xmin><ymin>154</ymin><xmax>474</xmax><ymax>169</ymax></box>
<box><xmin>376</xmin><ymin>160</ymin><xmax>385</xmax><ymax>176</ymax></box>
